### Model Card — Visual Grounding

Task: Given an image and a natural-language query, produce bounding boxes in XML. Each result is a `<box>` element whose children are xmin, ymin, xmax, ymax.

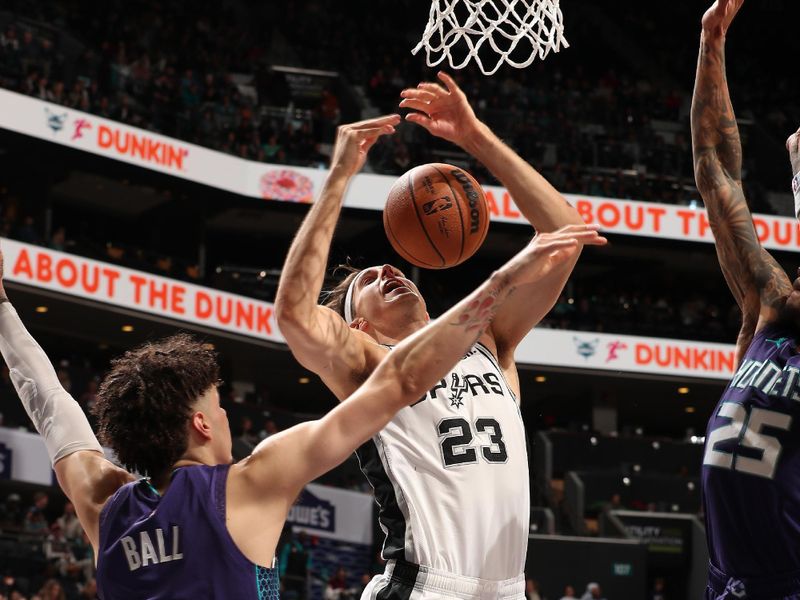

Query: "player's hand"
<box><xmin>329</xmin><ymin>115</ymin><xmax>400</xmax><ymax>178</ymax></box>
<box><xmin>786</xmin><ymin>126</ymin><xmax>800</xmax><ymax>177</ymax></box>
<box><xmin>400</xmin><ymin>72</ymin><xmax>481</xmax><ymax>148</ymax></box>
<box><xmin>508</xmin><ymin>224</ymin><xmax>607</xmax><ymax>286</ymax></box>
<box><xmin>701</xmin><ymin>0</ymin><xmax>744</xmax><ymax>38</ymax></box>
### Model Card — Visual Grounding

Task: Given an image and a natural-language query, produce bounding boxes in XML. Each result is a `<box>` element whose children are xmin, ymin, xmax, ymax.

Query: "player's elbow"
<box><xmin>275</xmin><ymin>297</ymin><xmax>311</xmax><ymax>335</ymax></box>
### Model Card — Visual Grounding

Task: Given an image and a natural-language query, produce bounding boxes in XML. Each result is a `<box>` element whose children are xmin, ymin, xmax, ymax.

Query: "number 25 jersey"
<box><xmin>356</xmin><ymin>342</ymin><xmax>530</xmax><ymax>581</ymax></box>
<box><xmin>702</xmin><ymin>324</ymin><xmax>800</xmax><ymax>578</ymax></box>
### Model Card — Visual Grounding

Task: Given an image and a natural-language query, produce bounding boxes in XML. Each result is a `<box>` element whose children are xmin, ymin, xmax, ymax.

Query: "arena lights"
<box><xmin>534</xmin><ymin>375</ymin><xmax>547</xmax><ymax>383</ymax></box>
<box><xmin>121</xmin><ymin>325</ymin><xmax>134</xmax><ymax>332</ymax></box>
<box><xmin>35</xmin><ymin>306</ymin><xmax>48</xmax><ymax>313</ymax></box>
<box><xmin>298</xmin><ymin>377</ymin><xmax>310</xmax><ymax>384</ymax></box>
<box><xmin>685</xmin><ymin>406</ymin><xmax>696</xmax><ymax>414</ymax></box>
<box><xmin>589</xmin><ymin>436</ymin><xmax>598</xmax><ymax>446</ymax></box>
<box><xmin>677</xmin><ymin>386</ymin><xmax>690</xmax><ymax>394</ymax></box>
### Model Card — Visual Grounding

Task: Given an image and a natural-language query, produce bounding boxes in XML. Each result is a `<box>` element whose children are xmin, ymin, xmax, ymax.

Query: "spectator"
<box><xmin>0</xmin><ymin>493</ymin><xmax>24</xmax><ymax>530</ymax></box>
<box><xmin>43</xmin><ymin>523</ymin><xmax>74</xmax><ymax>575</ymax></box>
<box><xmin>35</xmin><ymin>579</ymin><xmax>65</xmax><ymax>600</ymax></box>
<box><xmin>324</xmin><ymin>567</ymin><xmax>356</xmax><ymax>600</ymax></box>
<box><xmin>23</xmin><ymin>492</ymin><xmax>49</xmax><ymax>536</ymax></box>
<box><xmin>650</xmin><ymin>577</ymin><xmax>666</xmax><ymax>600</ymax></box>
<box><xmin>581</xmin><ymin>582</ymin><xmax>607</xmax><ymax>600</ymax></box>
<box><xmin>279</xmin><ymin>531</ymin><xmax>313</xmax><ymax>600</ymax></box>
<box><xmin>55</xmin><ymin>502</ymin><xmax>82</xmax><ymax>543</ymax></box>
<box><xmin>560</xmin><ymin>585</ymin><xmax>578</xmax><ymax>600</ymax></box>
<box><xmin>526</xmin><ymin>578</ymin><xmax>543</xmax><ymax>600</ymax></box>
<box><xmin>260</xmin><ymin>418</ymin><xmax>279</xmax><ymax>440</ymax></box>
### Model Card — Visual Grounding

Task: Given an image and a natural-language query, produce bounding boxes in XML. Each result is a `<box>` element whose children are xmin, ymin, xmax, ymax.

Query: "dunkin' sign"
<box><xmin>4</xmin><ymin>239</ymin><xmax>281</xmax><ymax>343</ymax></box>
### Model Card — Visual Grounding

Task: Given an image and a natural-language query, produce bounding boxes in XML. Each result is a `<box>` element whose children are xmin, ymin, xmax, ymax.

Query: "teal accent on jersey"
<box><xmin>766</xmin><ymin>337</ymin><xmax>789</xmax><ymax>348</ymax></box>
<box><xmin>256</xmin><ymin>563</ymin><xmax>280</xmax><ymax>600</ymax></box>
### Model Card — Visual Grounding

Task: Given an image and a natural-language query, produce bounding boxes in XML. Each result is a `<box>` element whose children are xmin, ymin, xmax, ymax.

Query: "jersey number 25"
<box><xmin>703</xmin><ymin>402</ymin><xmax>792</xmax><ymax>479</ymax></box>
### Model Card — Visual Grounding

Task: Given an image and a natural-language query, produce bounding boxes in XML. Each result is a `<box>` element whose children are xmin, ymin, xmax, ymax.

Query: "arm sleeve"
<box><xmin>0</xmin><ymin>302</ymin><xmax>102</xmax><ymax>464</ymax></box>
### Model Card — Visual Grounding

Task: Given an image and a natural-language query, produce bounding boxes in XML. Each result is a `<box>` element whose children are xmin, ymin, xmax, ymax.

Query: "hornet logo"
<box><xmin>45</xmin><ymin>108</ymin><xmax>68</xmax><ymax>134</ymax></box>
<box><xmin>422</xmin><ymin>196</ymin><xmax>453</xmax><ymax>216</ymax></box>
<box><xmin>573</xmin><ymin>337</ymin><xmax>599</xmax><ymax>360</ymax></box>
<box><xmin>449</xmin><ymin>373</ymin><xmax>469</xmax><ymax>408</ymax></box>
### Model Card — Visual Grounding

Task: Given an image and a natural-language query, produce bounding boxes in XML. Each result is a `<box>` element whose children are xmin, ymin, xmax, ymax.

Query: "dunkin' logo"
<box><xmin>96</xmin><ymin>126</ymin><xmax>189</xmax><ymax>170</ymax></box>
<box><xmin>260</xmin><ymin>169</ymin><xmax>314</xmax><ymax>202</ymax></box>
<box><xmin>450</xmin><ymin>170</ymin><xmax>481</xmax><ymax>233</ymax></box>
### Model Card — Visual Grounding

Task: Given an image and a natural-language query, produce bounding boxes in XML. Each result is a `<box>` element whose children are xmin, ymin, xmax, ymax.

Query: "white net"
<box><xmin>412</xmin><ymin>0</ymin><xmax>569</xmax><ymax>76</ymax></box>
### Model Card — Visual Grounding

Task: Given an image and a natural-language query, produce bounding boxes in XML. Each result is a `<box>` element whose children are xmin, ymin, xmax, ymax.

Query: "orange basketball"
<box><xmin>383</xmin><ymin>163</ymin><xmax>490</xmax><ymax>269</ymax></box>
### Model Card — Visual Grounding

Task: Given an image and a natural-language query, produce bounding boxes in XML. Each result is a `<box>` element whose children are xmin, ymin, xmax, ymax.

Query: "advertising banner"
<box><xmin>2</xmin><ymin>238</ymin><xmax>283</xmax><ymax>343</ymax></box>
<box><xmin>516</xmin><ymin>328</ymin><xmax>736</xmax><ymax>380</ymax></box>
<box><xmin>278</xmin><ymin>483</ymin><xmax>373</xmax><ymax>545</ymax></box>
<box><xmin>3</xmin><ymin>89</ymin><xmax>800</xmax><ymax>252</ymax></box>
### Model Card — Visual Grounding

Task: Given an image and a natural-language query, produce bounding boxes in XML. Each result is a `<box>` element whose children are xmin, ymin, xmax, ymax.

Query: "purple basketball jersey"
<box><xmin>96</xmin><ymin>464</ymin><xmax>279</xmax><ymax>599</ymax></box>
<box><xmin>702</xmin><ymin>324</ymin><xmax>800</xmax><ymax>585</ymax></box>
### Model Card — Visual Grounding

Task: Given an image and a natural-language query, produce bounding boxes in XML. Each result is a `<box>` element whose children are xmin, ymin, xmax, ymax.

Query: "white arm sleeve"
<box><xmin>0</xmin><ymin>301</ymin><xmax>102</xmax><ymax>464</ymax></box>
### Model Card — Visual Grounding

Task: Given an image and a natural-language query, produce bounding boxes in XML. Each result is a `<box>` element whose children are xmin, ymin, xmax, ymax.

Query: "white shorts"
<box><xmin>360</xmin><ymin>560</ymin><xmax>525</xmax><ymax>600</ymax></box>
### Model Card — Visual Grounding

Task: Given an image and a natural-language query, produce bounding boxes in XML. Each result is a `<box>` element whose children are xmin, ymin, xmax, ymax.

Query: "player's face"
<box><xmin>352</xmin><ymin>264</ymin><xmax>427</xmax><ymax>326</ymax></box>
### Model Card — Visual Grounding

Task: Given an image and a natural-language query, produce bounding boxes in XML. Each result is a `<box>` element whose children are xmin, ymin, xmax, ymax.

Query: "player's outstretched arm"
<box><xmin>401</xmin><ymin>72</ymin><xmax>581</xmax><ymax>233</ymax></box>
<box><xmin>275</xmin><ymin>116</ymin><xmax>400</xmax><ymax>390</ymax></box>
<box><xmin>691</xmin><ymin>0</ymin><xmax>790</xmax><ymax>357</ymax></box>
<box><xmin>401</xmin><ymin>72</ymin><xmax>588</xmax><ymax>365</ymax></box>
<box><xmin>241</xmin><ymin>225</ymin><xmax>606</xmax><ymax>493</ymax></box>
<box><xmin>0</xmin><ymin>249</ymin><xmax>132</xmax><ymax>550</ymax></box>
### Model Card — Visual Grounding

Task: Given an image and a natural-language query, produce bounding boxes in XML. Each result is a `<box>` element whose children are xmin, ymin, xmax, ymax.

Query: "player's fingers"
<box><xmin>347</xmin><ymin>114</ymin><xmax>401</xmax><ymax>130</ymax></box>
<box><xmin>404</xmin><ymin>112</ymin><xmax>434</xmax><ymax>131</ymax></box>
<box><xmin>418</xmin><ymin>81</ymin><xmax>448</xmax><ymax>96</ymax></box>
<box><xmin>399</xmin><ymin>98</ymin><xmax>432</xmax><ymax>115</ymax></box>
<box><xmin>347</xmin><ymin>125</ymin><xmax>395</xmax><ymax>140</ymax></box>
<box><xmin>400</xmin><ymin>88</ymin><xmax>436</xmax><ymax>102</ymax></box>
<box><xmin>437</xmin><ymin>72</ymin><xmax>465</xmax><ymax>97</ymax></box>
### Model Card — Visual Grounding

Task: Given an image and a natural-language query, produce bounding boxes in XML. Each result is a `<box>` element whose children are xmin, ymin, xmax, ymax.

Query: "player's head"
<box><xmin>324</xmin><ymin>263</ymin><xmax>428</xmax><ymax>335</ymax></box>
<box><xmin>93</xmin><ymin>334</ymin><xmax>229</xmax><ymax>480</ymax></box>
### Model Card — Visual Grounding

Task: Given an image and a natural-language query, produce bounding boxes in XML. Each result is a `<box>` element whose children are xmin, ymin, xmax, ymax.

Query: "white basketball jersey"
<box><xmin>356</xmin><ymin>342</ymin><xmax>530</xmax><ymax>581</ymax></box>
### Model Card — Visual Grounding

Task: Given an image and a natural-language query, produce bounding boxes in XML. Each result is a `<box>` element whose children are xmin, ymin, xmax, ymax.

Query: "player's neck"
<box><xmin>372</xmin><ymin>317</ymin><xmax>427</xmax><ymax>345</ymax></box>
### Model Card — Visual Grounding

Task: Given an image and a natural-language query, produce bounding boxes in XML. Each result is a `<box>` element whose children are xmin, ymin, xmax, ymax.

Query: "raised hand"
<box><xmin>701</xmin><ymin>0</ymin><xmax>744</xmax><ymax>38</ymax></box>
<box><xmin>330</xmin><ymin>115</ymin><xmax>401</xmax><ymax>178</ymax></box>
<box><xmin>399</xmin><ymin>72</ymin><xmax>481</xmax><ymax>148</ymax></box>
<box><xmin>508</xmin><ymin>224</ymin><xmax>607</xmax><ymax>287</ymax></box>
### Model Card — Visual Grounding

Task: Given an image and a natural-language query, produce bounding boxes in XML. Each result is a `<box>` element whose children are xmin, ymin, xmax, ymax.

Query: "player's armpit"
<box><xmin>278</xmin><ymin>304</ymin><xmax>376</xmax><ymax>386</ymax></box>
<box><xmin>54</xmin><ymin>451</ymin><xmax>134</xmax><ymax>548</ymax></box>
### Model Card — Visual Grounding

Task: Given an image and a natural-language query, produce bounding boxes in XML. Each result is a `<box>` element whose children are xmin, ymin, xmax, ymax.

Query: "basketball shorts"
<box><xmin>705</xmin><ymin>562</ymin><xmax>800</xmax><ymax>599</ymax></box>
<box><xmin>360</xmin><ymin>560</ymin><xmax>525</xmax><ymax>600</ymax></box>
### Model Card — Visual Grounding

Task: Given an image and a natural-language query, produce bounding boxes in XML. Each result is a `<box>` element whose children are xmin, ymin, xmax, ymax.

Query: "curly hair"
<box><xmin>321</xmin><ymin>264</ymin><xmax>362</xmax><ymax>320</ymax></box>
<box><xmin>92</xmin><ymin>334</ymin><xmax>219</xmax><ymax>479</ymax></box>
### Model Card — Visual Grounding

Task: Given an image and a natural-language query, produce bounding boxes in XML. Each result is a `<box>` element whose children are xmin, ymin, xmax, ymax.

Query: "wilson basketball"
<box><xmin>383</xmin><ymin>163</ymin><xmax>490</xmax><ymax>269</ymax></box>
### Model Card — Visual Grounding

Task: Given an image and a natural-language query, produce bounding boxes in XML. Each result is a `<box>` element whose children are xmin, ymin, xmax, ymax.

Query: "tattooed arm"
<box><xmin>242</xmin><ymin>224</ymin><xmax>606</xmax><ymax>497</ymax></box>
<box><xmin>691</xmin><ymin>0</ymin><xmax>791</xmax><ymax>361</ymax></box>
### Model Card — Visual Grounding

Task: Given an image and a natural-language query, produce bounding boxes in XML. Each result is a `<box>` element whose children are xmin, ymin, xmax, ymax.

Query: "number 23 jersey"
<box><xmin>356</xmin><ymin>342</ymin><xmax>529</xmax><ymax>581</ymax></box>
<box><xmin>702</xmin><ymin>324</ymin><xmax>800</xmax><ymax>578</ymax></box>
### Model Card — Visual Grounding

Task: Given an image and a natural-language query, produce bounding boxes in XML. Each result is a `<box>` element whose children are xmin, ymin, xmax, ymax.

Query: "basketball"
<box><xmin>383</xmin><ymin>163</ymin><xmax>490</xmax><ymax>269</ymax></box>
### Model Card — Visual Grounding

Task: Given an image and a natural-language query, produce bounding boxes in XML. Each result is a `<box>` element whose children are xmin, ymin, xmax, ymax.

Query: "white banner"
<box><xmin>517</xmin><ymin>328</ymin><xmax>736</xmax><ymax>380</ymax></box>
<box><xmin>1</xmin><ymin>238</ymin><xmax>738</xmax><ymax>379</ymax></box>
<box><xmin>277</xmin><ymin>483</ymin><xmax>373</xmax><ymax>545</ymax></box>
<box><xmin>0</xmin><ymin>426</ymin><xmax>53</xmax><ymax>485</ymax></box>
<box><xmin>3</xmin><ymin>238</ymin><xmax>283</xmax><ymax>343</ymax></box>
<box><xmin>2</xmin><ymin>88</ymin><xmax>799</xmax><ymax>252</ymax></box>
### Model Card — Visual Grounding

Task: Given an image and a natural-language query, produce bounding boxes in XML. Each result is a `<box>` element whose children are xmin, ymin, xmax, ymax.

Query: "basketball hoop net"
<box><xmin>412</xmin><ymin>0</ymin><xmax>569</xmax><ymax>76</ymax></box>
